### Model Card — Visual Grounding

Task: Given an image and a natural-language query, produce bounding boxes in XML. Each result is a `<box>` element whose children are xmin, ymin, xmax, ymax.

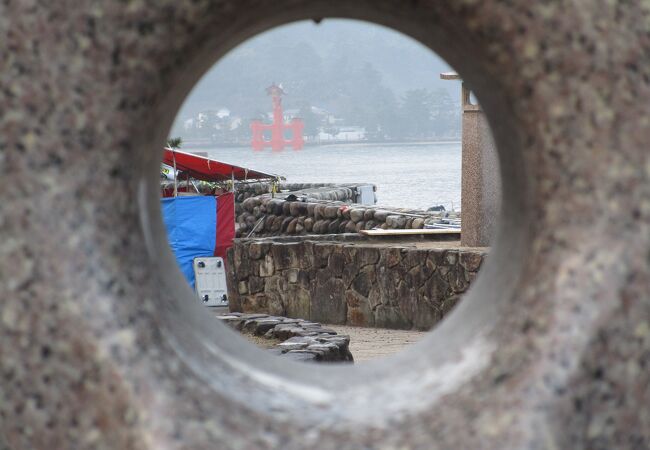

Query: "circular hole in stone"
<box><xmin>157</xmin><ymin>18</ymin><xmax>502</xmax><ymax>366</ymax></box>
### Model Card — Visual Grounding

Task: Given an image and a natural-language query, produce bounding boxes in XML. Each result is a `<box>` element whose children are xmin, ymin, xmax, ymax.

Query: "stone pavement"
<box><xmin>216</xmin><ymin>313</ymin><xmax>354</xmax><ymax>363</ymax></box>
<box><xmin>326</xmin><ymin>325</ymin><xmax>427</xmax><ymax>363</ymax></box>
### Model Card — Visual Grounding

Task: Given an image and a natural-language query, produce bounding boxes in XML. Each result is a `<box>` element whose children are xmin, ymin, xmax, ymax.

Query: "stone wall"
<box><xmin>234</xmin><ymin>182</ymin><xmax>337</xmax><ymax>203</ymax></box>
<box><xmin>216</xmin><ymin>313</ymin><xmax>354</xmax><ymax>363</ymax></box>
<box><xmin>236</xmin><ymin>186</ymin><xmax>459</xmax><ymax>238</ymax></box>
<box><xmin>227</xmin><ymin>235</ymin><xmax>486</xmax><ymax>331</ymax></box>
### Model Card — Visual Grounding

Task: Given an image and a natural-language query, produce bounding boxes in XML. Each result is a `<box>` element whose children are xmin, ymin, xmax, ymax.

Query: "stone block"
<box><xmin>242</xmin><ymin>197</ymin><xmax>255</xmax><ymax>213</ymax></box>
<box><xmin>313</xmin><ymin>204</ymin><xmax>325</xmax><ymax>220</ymax></box>
<box><xmin>350</xmin><ymin>208</ymin><xmax>365</xmax><ymax>223</ymax></box>
<box><xmin>449</xmin><ymin>268</ymin><xmax>469</xmax><ymax>294</ymax></box>
<box><xmin>284</xmin><ymin>286</ymin><xmax>311</xmax><ymax>320</ymax></box>
<box><xmin>412</xmin><ymin>218</ymin><xmax>425</xmax><ymax>229</ymax></box>
<box><xmin>402</xmin><ymin>249</ymin><xmax>425</xmax><ymax>269</ymax></box>
<box><xmin>280</xmin><ymin>216</ymin><xmax>293</xmax><ymax>233</ymax></box>
<box><xmin>271</xmin><ymin>200</ymin><xmax>284</xmax><ymax>215</ymax></box>
<box><xmin>310</xmin><ymin>278</ymin><xmax>347</xmax><ymax>325</ymax></box>
<box><xmin>244</xmin><ymin>214</ymin><xmax>256</xmax><ymax>227</ymax></box>
<box><xmin>259</xmin><ymin>254</ymin><xmax>274</xmax><ymax>277</ymax></box>
<box><xmin>422</xmin><ymin>255</ymin><xmax>437</xmax><ymax>279</ymax></box>
<box><xmin>269</xmin><ymin>216</ymin><xmax>282</xmax><ymax>232</ymax></box>
<box><xmin>327</xmin><ymin>219</ymin><xmax>341</xmax><ymax>234</ymax></box>
<box><xmin>354</xmin><ymin>247</ymin><xmax>379</xmax><ymax>267</ymax></box>
<box><xmin>373</xmin><ymin>305</ymin><xmax>410</xmax><ymax>330</ymax></box>
<box><xmin>289</xmin><ymin>202</ymin><xmax>307</xmax><ymax>217</ymax></box>
<box><xmin>297</xmin><ymin>270</ymin><xmax>311</xmax><ymax>289</ymax></box>
<box><xmin>373</xmin><ymin>209</ymin><xmax>390</xmax><ymax>222</ymax></box>
<box><xmin>324</xmin><ymin>206</ymin><xmax>339</xmax><ymax>219</ymax></box>
<box><xmin>351</xmin><ymin>266</ymin><xmax>376</xmax><ymax>297</ymax></box>
<box><xmin>266</xmin><ymin>293</ymin><xmax>285</xmax><ymax>316</ymax></box>
<box><xmin>241</xmin><ymin>294</ymin><xmax>269</xmax><ymax>313</ymax></box>
<box><xmin>248</xmin><ymin>276</ymin><xmax>265</xmax><ymax>294</ymax></box>
<box><xmin>286</xmin><ymin>218</ymin><xmax>298</xmax><ymax>234</ymax></box>
<box><xmin>328</xmin><ymin>251</ymin><xmax>346</xmax><ymax>278</ymax></box>
<box><xmin>459</xmin><ymin>251</ymin><xmax>485</xmax><ymax>272</ymax></box>
<box><xmin>445</xmin><ymin>250</ymin><xmax>459</xmax><ymax>266</ymax></box>
<box><xmin>248</xmin><ymin>242</ymin><xmax>270</xmax><ymax>260</ymax></box>
<box><xmin>386</xmin><ymin>215</ymin><xmax>407</xmax><ymax>228</ymax></box>
<box><xmin>346</xmin><ymin>289</ymin><xmax>374</xmax><ymax>327</ymax></box>
<box><xmin>381</xmin><ymin>247</ymin><xmax>402</xmax><ymax>267</ymax></box>
<box><xmin>264</xmin><ymin>275</ymin><xmax>288</xmax><ymax>295</ymax></box>
<box><xmin>287</xmin><ymin>269</ymin><xmax>299</xmax><ymax>284</ymax></box>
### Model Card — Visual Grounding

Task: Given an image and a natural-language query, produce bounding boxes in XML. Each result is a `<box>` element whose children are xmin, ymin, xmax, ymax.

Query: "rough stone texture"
<box><xmin>235</xmin><ymin>191</ymin><xmax>455</xmax><ymax>238</ymax></box>
<box><xmin>459</xmin><ymin>86</ymin><xmax>501</xmax><ymax>247</ymax></box>
<box><xmin>216</xmin><ymin>313</ymin><xmax>354</xmax><ymax>363</ymax></box>
<box><xmin>228</xmin><ymin>236</ymin><xmax>486</xmax><ymax>331</ymax></box>
<box><xmin>2</xmin><ymin>1</ymin><xmax>650</xmax><ymax>449</ymax></box>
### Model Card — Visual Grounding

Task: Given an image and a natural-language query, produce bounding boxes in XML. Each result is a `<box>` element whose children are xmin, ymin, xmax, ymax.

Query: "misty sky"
<box><xmin>172</xmin><ymin>19</ymin><xmax>458</xmax><ymax>129</ymax></box>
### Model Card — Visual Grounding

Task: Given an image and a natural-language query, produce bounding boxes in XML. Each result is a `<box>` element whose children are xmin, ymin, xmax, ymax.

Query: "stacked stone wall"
<box><xmin>227</xmin><ymin>236</ymin><xmax>486</xmax><ymax>331</ymax></box>
<box><xmin>235</xmin><ymin>183</ymin><xmax>458</xmax><ymax>238</ymax></box>
<box><xmin>234</xmin><ymin>182</ymin><xmax>335</xmax><ymax>203</ymax></box>
<box><xmin>216</xmin><ymin>313</ymin><xmax>354</xmax><ymax>363</ymax></box>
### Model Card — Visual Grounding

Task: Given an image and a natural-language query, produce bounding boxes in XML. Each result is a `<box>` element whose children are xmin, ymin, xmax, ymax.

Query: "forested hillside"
<box><xmin>172</xmin><ymin>19</ymin><xmax>462</xmax><ymax>142</ymax></box>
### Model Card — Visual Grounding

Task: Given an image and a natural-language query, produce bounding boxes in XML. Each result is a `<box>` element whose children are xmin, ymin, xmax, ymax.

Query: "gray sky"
<box><xmin>173</xmin><ymin>19</ymin><xmax>457</xmax><ymax>127</ymax></box>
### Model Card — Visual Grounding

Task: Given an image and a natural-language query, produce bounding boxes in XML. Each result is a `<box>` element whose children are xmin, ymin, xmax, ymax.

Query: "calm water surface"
<box><xmin>205</xmin><ymin>142</ymin><xmax>461</xmax><ymax>210</ymax></box>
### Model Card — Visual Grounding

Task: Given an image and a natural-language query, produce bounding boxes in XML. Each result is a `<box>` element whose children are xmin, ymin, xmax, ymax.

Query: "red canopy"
<box><xmin>162</xmin><ymin>148</ymin><xmax>280</xmax><ymax>182</ymax></box>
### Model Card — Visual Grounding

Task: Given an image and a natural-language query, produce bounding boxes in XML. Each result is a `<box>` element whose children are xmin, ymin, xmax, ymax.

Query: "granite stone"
<box><xmin>2</xmin><ymin>1</ymin><xmax>649</xmax><ymax>449</ymax></box>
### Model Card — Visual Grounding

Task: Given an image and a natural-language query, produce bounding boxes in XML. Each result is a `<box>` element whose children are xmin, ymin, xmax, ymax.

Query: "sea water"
<box><xmin>205</xmin><ymin>142</ymin><xmax>462</xmax><ymax>211</ymax></box>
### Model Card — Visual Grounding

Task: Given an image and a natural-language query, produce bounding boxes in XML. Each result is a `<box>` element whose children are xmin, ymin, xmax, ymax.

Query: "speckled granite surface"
<box><xmin>1</xmin><ymin>1</ymin><xmax>649</xmax><ymax>449</ymax></box>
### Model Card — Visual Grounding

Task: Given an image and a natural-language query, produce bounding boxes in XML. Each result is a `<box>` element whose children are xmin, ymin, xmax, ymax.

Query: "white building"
<box><xmin>317</xmin><ymin>126</ymin><xmax>366</xmax><ymax>142</ymax></box>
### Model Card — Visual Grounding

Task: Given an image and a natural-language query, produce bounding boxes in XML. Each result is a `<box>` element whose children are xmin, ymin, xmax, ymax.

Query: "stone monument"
<box><xmin>1</xmin><ymin>1</ymin><xmax>648</xmax><ymax>449</ymax></box>
<box><xmin>442</xmin><ymin>72</ymin><xmax>501</xmax><ymax>247</ymax></box>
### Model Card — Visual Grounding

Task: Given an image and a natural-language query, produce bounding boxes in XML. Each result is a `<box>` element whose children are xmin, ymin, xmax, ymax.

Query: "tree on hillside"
<box><xmin>400</xmin><ymin>89</ymin><xmax>435</xmax><ymax>140</ymax></box>
<box><xmin>298</xmin><ymin>103</ymin><xmax>321</xmax><ymax>140</ymax></box>
<box><xmin>429</xmin><ymin>88</ymin><xmax>460</xmax><ymax>138</ymax></box>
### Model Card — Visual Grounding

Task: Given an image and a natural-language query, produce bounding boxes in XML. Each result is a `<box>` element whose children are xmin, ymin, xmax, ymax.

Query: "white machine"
<box><xmin>357</xmin><ymin>185</ymin><xmax>376</xmax><ymax>205</ymax></box>
<box><xmin>193</xmin><ymin>257</ymin><xmax>229</xmax><ymax>307</ymax></box>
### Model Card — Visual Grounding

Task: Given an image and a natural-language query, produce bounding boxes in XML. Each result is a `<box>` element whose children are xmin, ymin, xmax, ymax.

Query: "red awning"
<box><xmin>162</xmin><ymin>148</ymin><xmax>280</xmax><ymax>182</ymax></box>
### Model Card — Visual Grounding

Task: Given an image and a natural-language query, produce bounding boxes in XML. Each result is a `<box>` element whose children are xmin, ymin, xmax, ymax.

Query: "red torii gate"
<box><xmin>250</xmin><ymin>84</ymin><xmax>304</xmax><ymax>152</ymax></box>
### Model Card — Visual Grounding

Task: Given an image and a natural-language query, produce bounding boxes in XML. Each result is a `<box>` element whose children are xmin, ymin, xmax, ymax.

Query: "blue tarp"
<box><xmin>161</xmin><ymin>196</ymin><xmax>217</xmax><ymax>289</ymax></box>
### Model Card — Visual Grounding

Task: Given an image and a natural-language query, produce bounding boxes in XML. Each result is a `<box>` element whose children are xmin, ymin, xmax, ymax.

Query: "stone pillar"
<box><xmin>441</xmin><ymin>73</ymin><xmax>500</xmax><ymax>247</ymax></box>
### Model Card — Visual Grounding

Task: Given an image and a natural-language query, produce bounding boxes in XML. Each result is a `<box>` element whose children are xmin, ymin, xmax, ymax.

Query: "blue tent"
<box><xmin>161</xmin><ymin>196</ymin><xmax>217</xmax><ymax>288</ymax></box>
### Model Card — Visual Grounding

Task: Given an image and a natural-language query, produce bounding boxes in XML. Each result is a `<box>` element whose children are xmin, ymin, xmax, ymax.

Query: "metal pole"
<box><xmin>231</xmin><ymin>170</ymin><xmax>236</xmax><ymax>232</ymax></box>
<box><xmin>172</xmin><ymin>150</ymin><xmax>178</xmax><ymax>197</ymax></box>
